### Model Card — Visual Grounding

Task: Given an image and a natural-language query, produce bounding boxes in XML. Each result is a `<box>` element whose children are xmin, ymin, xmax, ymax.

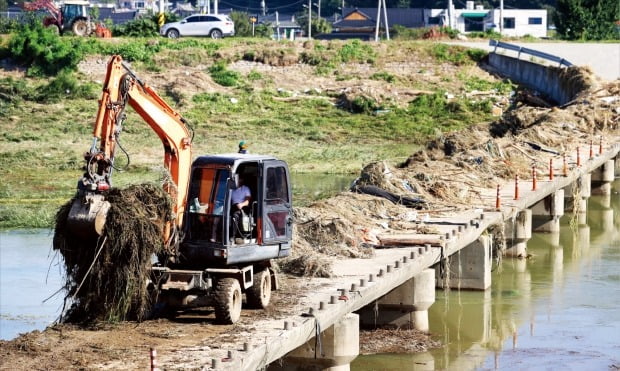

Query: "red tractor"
<box><xmin>23</xmin><ymin>0</ymin><xmax>109</xmax><ymax>36</ymax></box>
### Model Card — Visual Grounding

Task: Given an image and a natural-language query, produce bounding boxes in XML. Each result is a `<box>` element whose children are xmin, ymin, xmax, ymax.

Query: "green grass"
<box><xmin>0</xmin><ymin>38</ymin><xmax>507</xmax><ymax>229</ymax></box>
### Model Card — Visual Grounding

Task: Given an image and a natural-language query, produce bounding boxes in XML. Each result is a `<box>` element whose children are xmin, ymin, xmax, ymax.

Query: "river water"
<box><xmin>0</xmin><ymin>179</ymin><xmax>618</xmax><ymax>370</ymax></box>
<box><xmin>354</xmin><ymin>179</ymin><xmax>620</xmax><ymax>370</ymax></box>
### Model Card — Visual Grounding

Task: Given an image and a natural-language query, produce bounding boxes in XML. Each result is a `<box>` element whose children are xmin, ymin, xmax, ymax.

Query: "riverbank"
<box><xmin>1</xmin><ymin>38</ymin><xmax>508</xmax><ymax>229</ymax></box>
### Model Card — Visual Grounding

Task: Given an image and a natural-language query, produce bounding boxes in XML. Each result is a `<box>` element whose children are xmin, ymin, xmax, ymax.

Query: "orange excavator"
<box><xmin>66</xmin><ymin>55</ymin><xmax>293</xmax><ymax>323</ymax></box>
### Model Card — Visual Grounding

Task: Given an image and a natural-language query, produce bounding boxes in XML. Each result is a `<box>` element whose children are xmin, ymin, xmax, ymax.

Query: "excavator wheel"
<box><xmin>245</xmin><ymin>269</ymin><xmax>272</xmax><ymax>309</ymax></box>
<box><xmin>213</xmin><ymin>278</ymin><xmax>242</xmax><ymax>324</ymax></box>
<box><xmin>72</xmin><ymin>19</ymin><xmax>90</xmax><ymax>36</ymax></box>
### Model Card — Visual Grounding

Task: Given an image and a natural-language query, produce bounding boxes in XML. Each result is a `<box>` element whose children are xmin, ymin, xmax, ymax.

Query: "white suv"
<box><xmin>160</xmin><ymin>14</ymin><xmax>235</xmax><ymax>39</ymax></box>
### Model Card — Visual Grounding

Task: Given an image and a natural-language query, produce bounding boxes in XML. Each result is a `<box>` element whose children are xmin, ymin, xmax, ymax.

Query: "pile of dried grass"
<box><xmin>53</xmin><ymin>183</ymin><xmax>173</xmax><ymax>324</ymax></box>
<box><xmin>284</xmin><ymin>72</ymin><xmax>618</xmax><ymax>278</ymax></box>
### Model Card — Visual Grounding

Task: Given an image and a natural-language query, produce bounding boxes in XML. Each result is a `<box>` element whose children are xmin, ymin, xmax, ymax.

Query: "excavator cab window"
<box><xmin>186</xmin><ymin>167</ymin><xmax>230</xmax><ymax>242</ymax></box>
<box><xmin>262</xmin><ymin>161</ymin><xmax>292</xmax><ymax>244</ymax></box>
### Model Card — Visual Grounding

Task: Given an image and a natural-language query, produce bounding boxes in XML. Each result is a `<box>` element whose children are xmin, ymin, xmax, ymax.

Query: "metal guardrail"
<box><xmin>489</xmin><ymin>39</ymin><xmax>573</xmax><ymax>67</ymax></box>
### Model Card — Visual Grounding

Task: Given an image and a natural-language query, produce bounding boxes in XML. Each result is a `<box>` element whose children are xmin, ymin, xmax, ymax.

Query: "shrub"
<box><xmin>339</xmin><ymin>40</ymin><xmax>376</xmax><ymax>63</ymax></box>
<box><xmin>208</xmin><ymin>61</ymin><xmax>240</xmax><ymax>86</ymax></box>
<box><xmin>35</xmin><ymin>71</ymin><xmax>99</xmax><ymax>103</ymax></box>
<box><xmin>112</xmin><ymin>12</ymin><xmax>178</xmax><ymax>37</ymax></box>
<box><xmin>101</xmin><ymin>41</ymin><xmax>158</xmax><ymax>62</ymax></box>
<box><xmin>229</xmin><ymin>11</ymin><xmax>252</xmax><ymax>37</ymax></box>
<box><xmin>391</xmin><ymin>24</ymin><xmax>427</xmax><ymax>39</ymax></box>
<box><xmin>430</xmin><ymin>44</ymin><xmax>485</xmax><ymax>66</ymax></box>
<box><xmin>8</xmin><ymin>21</ymin><xmax>85</xmax><ymax>76</ymax></box>
<box><xmin>350</xmin><ymin>96</ymin><xmax>381</xmax><ymax>114</ymax></box>
<box><xmin>247</xmin><ymin>70</ymin><xmax>263</xmax><ymax>81</ymax></box>
<box><xmin>0</xmin><ymin>17</ymin><xmax>20</xmax><ymax>34</ymax></box>
<box><xmin>370</xmin><ymin>71</ymin><xmax>396</xmax><ymax>83</ymax></box>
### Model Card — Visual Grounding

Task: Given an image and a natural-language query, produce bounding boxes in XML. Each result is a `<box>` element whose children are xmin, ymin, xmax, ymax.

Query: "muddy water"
<box><xmin>0</xmin><ymin>230</ymin><xmax>63</xmax><ymax>340</ymax></box>
<box><xmin>353</xmin><ymin>179</ymin><xmax>620</xmax><ymax>370</ymax></box>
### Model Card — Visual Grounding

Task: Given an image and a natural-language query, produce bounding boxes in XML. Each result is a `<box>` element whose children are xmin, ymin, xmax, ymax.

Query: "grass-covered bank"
<box><xmin>0</xmin><ymin>26</ymin><xmax>515</xmax><ymax>229</ymax></box>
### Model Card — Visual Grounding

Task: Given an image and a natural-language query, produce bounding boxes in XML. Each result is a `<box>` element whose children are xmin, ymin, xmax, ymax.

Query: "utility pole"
<box><xmin>276</xmin><ymin>10</ymin><xmax>280</xmax><ymax>40</ymax></box>
<box><xmin>374</xmin><ymin>0</ymin><xmax>381</xmax><ymax>41</ymax></box>
<box><xmin>374</xmin><ymin>0</ymin><xmax>388</xmax><ymax>41</ymax></box>
<box><xmin>382</xmin><ymin>0</ymin><xmax>389</xmax><ymax>40</ymax></box>
<box><xmin>499</xmin><ymin>0</ymin><xmax>504</xmax><ymax>34</ymax></box>
<box><xmin>308</xmin><ymin>0</ymin><xmax>312</xmax><ymax>39</ymax></box>
<box><xmin>447</xmin><ymin>0</ymin><xmax>453</xmax><ymax>29</ymax></box>
<box><xmin>317</xmin><ymin>0</ymin><xmax>320</xmax><ymax>19</ymax></box>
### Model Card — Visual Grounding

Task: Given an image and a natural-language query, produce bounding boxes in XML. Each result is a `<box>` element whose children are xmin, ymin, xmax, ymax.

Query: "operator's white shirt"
<box><xmin>231</xmin><ymin>185</ymin><xmax>251</xmax><ymax>205</ymax></box>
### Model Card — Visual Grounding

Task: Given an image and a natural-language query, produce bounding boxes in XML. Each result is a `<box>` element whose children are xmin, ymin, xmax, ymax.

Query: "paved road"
<box><xmin>451</xmin><ymin>41</ymin><xmax>620</xmax><ymax>82</ymax></box>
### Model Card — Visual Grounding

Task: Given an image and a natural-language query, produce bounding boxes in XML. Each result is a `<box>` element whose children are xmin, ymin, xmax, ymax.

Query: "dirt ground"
<box><xmin>0</xmin><ymin>275</ymin><xmax>308</xmax><ymax>370</ymax></box>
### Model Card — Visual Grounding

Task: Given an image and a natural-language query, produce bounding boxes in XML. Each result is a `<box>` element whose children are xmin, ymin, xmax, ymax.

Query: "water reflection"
<box><xmin>291</xmin><ymin>173</ymin><xmax>352</xmax><ymax>206</ymax></box>
<box><xmin>353</xmin><ymin>180</ymin><xmax>619</xmax><ymax>370</ymax></box>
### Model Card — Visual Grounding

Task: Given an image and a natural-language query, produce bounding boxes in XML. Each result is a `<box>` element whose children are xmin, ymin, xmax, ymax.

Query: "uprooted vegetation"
<box><xmin>280</xmin><ymin>69</ymin><xmax>619</xmax><ymax>277</ymax></box>
<box><xmin>53</xmin><ymin>184</ymin><xmax>173</xmax><ymax>323</ymax></box>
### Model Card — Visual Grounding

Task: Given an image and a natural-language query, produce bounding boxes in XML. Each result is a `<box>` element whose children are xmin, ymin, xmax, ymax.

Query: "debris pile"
<box><xmin>360</xmin><ymin>328</ymin><xmax>442</xmax><ymax>354</ymax></box>
<box><xmin>282</xmin><ymin>71</ymin><xmax>618</xmax><ymax>277</ymax></box>
<box><xmin>53</xmin><ymin>183</ymin><xmax>173</xmax><ymax>323</ymax></box>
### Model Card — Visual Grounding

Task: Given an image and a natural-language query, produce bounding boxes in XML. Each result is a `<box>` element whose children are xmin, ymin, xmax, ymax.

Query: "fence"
<box><xmin>489</xmin><ymin>39</ymin><xmax>573</xmax><ymax>67</ymax></box>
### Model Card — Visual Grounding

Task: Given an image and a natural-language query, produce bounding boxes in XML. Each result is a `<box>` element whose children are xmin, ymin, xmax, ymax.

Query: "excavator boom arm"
<box><xmin>70</xmin><ymin>55</ymin><xmax>192</xmax><ymax>239</ymax></box>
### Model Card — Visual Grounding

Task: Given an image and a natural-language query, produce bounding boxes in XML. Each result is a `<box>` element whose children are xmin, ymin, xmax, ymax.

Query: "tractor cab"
<box><xmin>61</xmin><ymin>1</ymin><xmax>88</xmax><ymax>28</ymax></box>
<box><xmin>180</xmin><ymin>154</ymin><xmax>292</xmax><ymax>267</ymax></box>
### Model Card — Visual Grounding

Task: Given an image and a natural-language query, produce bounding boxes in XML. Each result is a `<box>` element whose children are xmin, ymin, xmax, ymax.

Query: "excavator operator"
<box><xmin>230</xmin><ymin>175</ymin><xmax>251</xmax><ymax>240</ymax></box>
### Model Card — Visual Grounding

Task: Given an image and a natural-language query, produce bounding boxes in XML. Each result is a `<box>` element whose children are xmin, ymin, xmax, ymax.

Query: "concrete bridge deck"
<box><xmin>158</xmin><ymin>140</ymin><xmax>618</xmax><ymax>370</ymax></box>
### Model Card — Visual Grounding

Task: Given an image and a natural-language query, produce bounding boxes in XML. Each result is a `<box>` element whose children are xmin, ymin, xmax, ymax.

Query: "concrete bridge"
<box><xmin>200</xmin><ymin>144</ymin><xmax>615</xmax><ymax>371</ymax></box>
<box><xmin>160</xmin><ymin>47</ymin><xmax>619</xmax><ymax>371</ymax></box>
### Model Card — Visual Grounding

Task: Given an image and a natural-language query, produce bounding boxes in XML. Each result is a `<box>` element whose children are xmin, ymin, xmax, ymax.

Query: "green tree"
<box><xmin>554</xmin><ymin>0</ymin><xmax>619</xmax><ymax>40</ymax></box>
<box><xmin>312</xmin><ymin>17</ymin><xmax>332</xmax><ymax>35</ymax></box>
<box><xmin>296</xmin><ymin>10</ymin><xmax>332</xmax><ymax>36</ymax></box>
<box><xmin>230</xmin><ymin>10</ymin><xmax>252</xmax><ymax>37</ymax></box>
<box><xmin>89</xmin><ymin>6</ymin><xmax>100</xmax><ymax>21</ymax></box>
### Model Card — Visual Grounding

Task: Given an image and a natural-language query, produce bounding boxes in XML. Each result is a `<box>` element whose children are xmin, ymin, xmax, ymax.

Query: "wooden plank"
<box><xmin>377</xmin><ymin>233</ymin><xmax>444</xmax><ymax>246</ymax></box>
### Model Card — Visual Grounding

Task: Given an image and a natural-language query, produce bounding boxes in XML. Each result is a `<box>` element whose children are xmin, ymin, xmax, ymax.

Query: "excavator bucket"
<box><xmin>66</xmin><ymin>193</ymin><xmax>110</xmax><ymax>238</ymax></box>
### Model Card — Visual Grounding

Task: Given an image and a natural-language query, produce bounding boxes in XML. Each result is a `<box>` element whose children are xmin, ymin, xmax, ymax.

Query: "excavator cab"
<box><xmin>180</xmin><ymin>154</ymin><xmax>292</xmax><ymax>268</ymax></box>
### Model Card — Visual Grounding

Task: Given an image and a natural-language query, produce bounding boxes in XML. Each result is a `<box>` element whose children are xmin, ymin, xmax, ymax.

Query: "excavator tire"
<box><xmin>214</xmin><ymin>278</ymin><xmax>242</xmax><ymax>324</ymax></box>
<box><xmin>72</xmin><ymin>19</ymin><xmax>89</xmax><ymax>36</ymax></box>
<box><xmin>246</xmin><ymin>269</ymin><xmax>271</xmax><ymax>309</ymax></box>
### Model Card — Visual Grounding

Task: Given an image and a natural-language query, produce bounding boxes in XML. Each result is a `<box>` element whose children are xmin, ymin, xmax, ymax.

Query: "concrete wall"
<box><xmin>488</xmin><ymin>53</ymin><xmax>588</xmax><ymax>105</ymax></box>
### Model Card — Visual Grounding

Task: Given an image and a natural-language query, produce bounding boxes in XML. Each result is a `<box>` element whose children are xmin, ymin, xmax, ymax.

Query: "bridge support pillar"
<box><xmin>565</xmin><ymin>174</ymin><xmax>590</xmax><ymax>225</ymax></box>
<box><xmin>435</xmin><ymin>235</ymin><xmax>491</xmax><ymax>291</ymax></box>
<box><xmin>532</xmin><ymin>189</ymin><xmax>564</xmax><ymax>233</ymax></box>
<box><xmin>358</xmin><ymin>269</ymin><xmax>435</xmax><ymax>332</ymax></box>
<box><xmin>273</xmin><ymin>313</ymin><xmax>359</xmax><ymax>371</ymax></box>
<box><xmin>591</xmin><ymin>160</ymin><xmax>615</xmax><ymax>196</ymax></box>
<box><xmin>504</xmin><ymin>209</ymin><xmax>531</xmax><ymax>258</ymax></box>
